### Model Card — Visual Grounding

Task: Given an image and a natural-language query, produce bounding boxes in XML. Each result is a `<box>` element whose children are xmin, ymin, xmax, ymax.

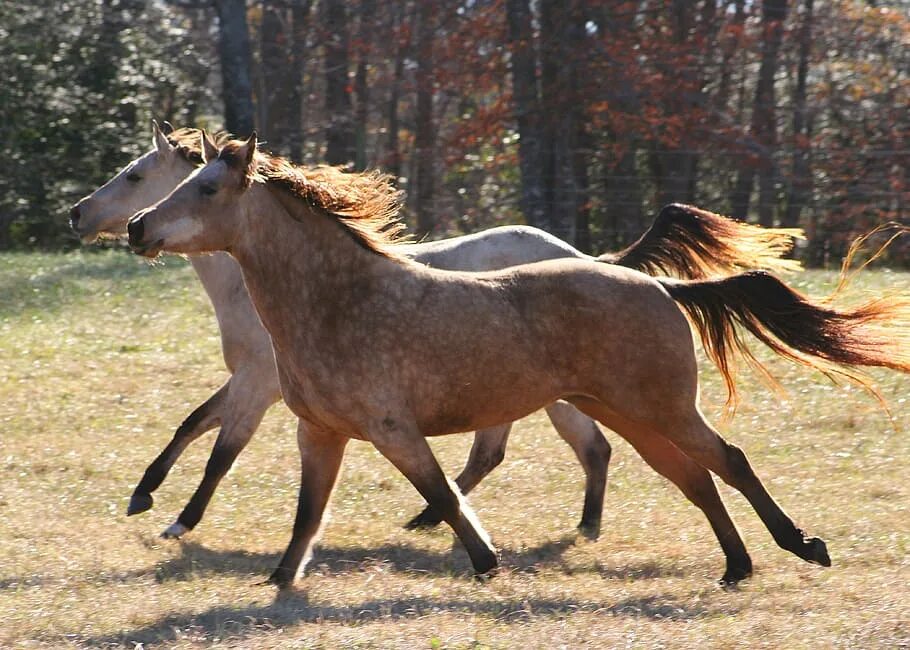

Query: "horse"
<box><xmin>70</xmin><ymin>121</ymin><xmax>804</xmax><ymax>542</ymax></box>
<box><xmin>126</xmin><ymin>132</ymin><xmax>910</xmax><ymax>588</ymax></box>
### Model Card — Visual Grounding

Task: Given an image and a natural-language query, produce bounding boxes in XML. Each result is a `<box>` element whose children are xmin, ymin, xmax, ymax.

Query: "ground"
<box><xmin>1</xmin><ymin>250</ymin><xmax>908</xmax><ymax>649</ymax></box>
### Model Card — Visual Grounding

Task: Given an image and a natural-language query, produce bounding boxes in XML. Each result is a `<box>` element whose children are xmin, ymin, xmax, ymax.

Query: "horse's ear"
<box><xmin>152</xmin><ymin>119</ymin><xmax>173</xmax><ymax>154</ymax></box>
<box><xmin>201</xmin><ymin>130</ymin><xmax>219</xmax><ymax>163</ymax></box>
<box><xmin>161</xmin><ymin>120</ymin><xmax>175</xmax><ymax>136</ymax></box>
<box><xmin>241</xmin><ymin>131</ymin><xmax>258</xmax><ymax>168</ymax></box>
<box><xmin>230</xmin><ymin>131</ymin><xmax>257</xmax><ymax>172</ymax></box>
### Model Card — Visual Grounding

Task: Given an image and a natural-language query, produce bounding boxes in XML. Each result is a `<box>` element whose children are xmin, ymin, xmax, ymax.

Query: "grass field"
<box><xmin>1</xmin><ymin>250</ymin><xmax>908</xmax><ymax>649</ymax></box>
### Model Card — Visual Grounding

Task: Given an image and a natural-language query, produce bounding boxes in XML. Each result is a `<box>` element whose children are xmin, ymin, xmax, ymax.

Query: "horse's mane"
<box><xmin>166</xmin><ymin>127</ymin><xmax>230</xmax><ymax>165</ymax></box>
<box><xmin>216</xmin><ymin>139</ymin><xmax>408</xmax><ymax>259</ymax></box>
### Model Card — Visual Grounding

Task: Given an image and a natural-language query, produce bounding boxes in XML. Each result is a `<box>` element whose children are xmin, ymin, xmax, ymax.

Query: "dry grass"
<box><xmin>1</xmin><ymin>250</ymin><xmax>908</xmax><ymax>649</ymax></box>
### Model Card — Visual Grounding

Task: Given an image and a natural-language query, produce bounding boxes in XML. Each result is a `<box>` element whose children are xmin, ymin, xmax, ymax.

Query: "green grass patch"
<box><xmin>1</xmin><ymin>251</ymin><xmax>908</xmax><ymax>648</ymax></box>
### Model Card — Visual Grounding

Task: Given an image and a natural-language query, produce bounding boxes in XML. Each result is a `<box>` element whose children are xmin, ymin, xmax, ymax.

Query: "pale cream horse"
<box><xmin>127</xmin><ymin>133</ymin><xmax>910</xmax><ymax>588</ymax></box>
<box><xmin>71</xmin><ymin>122</ymin><xmax>802</xmax><ymax>546</ymax></box>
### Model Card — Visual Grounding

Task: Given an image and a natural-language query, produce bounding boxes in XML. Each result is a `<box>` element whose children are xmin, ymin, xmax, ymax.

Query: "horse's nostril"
<box><xmin>127</xmin><ymin>218</ymin><xmax>144</xmax><ymax>245</ymax></box>
<box><xmin>69</xmin><ymin>205</ymin><xmax>81</xmax><ymax>229</ymax></box>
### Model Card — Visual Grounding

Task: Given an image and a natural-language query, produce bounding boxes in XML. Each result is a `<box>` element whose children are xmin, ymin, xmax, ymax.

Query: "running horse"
<box><xmin>127</xmin><ymin>134</ymin><xmax>910</xmax><ymax>588</ymax></box>
<box><xmin>70</xmin><ymin>121</ymin><xmax>802</xmax><ymax>542</ymax></box>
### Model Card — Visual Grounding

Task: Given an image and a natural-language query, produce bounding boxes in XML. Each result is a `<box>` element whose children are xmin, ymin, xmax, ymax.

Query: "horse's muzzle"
<box><xmin>69</xmin><ymin>205</ymin><xmax>81</xmax><ymax>232</ymax></box>
<box><xmin>127</xmin><ymin>216</ymin><xmax>144</xmax><ymax>247</ymax></box>
<box><xmin>127</xmin><ymin>213</ymin><xmax>164</xmax><ymax>257</ymax></box>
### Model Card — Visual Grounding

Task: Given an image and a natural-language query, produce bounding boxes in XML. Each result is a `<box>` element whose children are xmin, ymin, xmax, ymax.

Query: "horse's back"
<box><xmin>486</xmin><ymin>259</ymin><xmax>701</xmax><ymax>416</ymax></box>
<box><xmin>404</xmin><ymin>225</ymin><xmax>591</xmax><ymax>272</ymax></box>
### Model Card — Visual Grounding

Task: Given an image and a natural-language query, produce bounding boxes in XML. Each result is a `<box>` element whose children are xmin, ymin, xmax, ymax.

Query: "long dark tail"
<box><xmin>602</xmin><ymin>203</ymin><xmax>804</xmax><ymax>279</ymax></box>
<box><xmin>660</xmin><ymin>270</ymin><xmax>910</xmax><ymax>410</ymax></box>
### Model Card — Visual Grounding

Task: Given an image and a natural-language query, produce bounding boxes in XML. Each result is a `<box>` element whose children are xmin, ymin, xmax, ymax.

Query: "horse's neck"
<box><xmin>188</xmin><ymin>253</ymin><xmax>269</xmax><ymax>354</ymax></box>
<box><xmin>231</xmin><ymin>186</ymin><xmax>398</xmax><ymax>355</ymax></box>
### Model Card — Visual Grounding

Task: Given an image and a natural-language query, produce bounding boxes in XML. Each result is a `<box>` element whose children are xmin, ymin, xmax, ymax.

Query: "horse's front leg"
<box><xmin>370</xmin><ymin>417</ymin><xmax>498</xmax><ymax>575</ymax></box>
<box><xmin>404</xmin><ymin>422</ymin><xmax>512</xmax><ymax>530</ymax></box>
<box><xmin>267</xmin><ymin>419</ymin><xmax>348</xmax><ymax>589</ymax></box>
<box><xmin>127</xmin><ymin>381</ymin><xmax>229</xmax><ymax>516</ymax></box>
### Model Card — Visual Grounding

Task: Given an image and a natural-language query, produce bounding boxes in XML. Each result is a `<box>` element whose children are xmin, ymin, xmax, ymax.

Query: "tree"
<box><xmin>506</xmin><ymin>0</ymin><xmax>548</xmax><ymax>231</ymax></box>
<box><xmin>213</xmin><ymin>0</ymin><xmax>256</xmax><ymax>137</ymax></box>
<box><xmin>730</xmin><ymin>0</ymin><xmax>788</xmax><ymax>223</ymax></box>
<box><xmin>413</xmin><ymin>0</ymin><xmax>437</xmax><ymax>236</ymax></box>
<box><xmin>323</xmin><ymin>0</ymin><xmax>355</xmax><ymax>165</ymax></box>
<box><xmin>783</xmin><ymin>0</ymin><xmax>814</xmax><ymax>230</ymax></box>
<box><xmin>288</xmin><ymin>0</ymin><xmax>315</xmax><ymax>161</ymax></box>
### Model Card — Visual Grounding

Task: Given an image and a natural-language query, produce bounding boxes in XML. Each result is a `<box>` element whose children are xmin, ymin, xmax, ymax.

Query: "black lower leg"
<box><xmin>405</xmin><ymin>430</ymin><xmax>508</xmax><ymax>531</ymax></box>
<box><xmin>268</xmin><ymin>501</ymin><xmax>315</xmax><ymax>589</ymax></box>
<box><xmin>174</xmin><ymin>444</ymin><xmax>243</xmax><ymax>531</ymax></box>
<box><xmin>724</xmin><ymin>444</ymin><xmax>830</xmax><ymax>567</ymax></box>
<box><xmin>129</xmin><ymin>436</ymin><xmax>192</xmax><ymax>515</ymax></box>
<box><xmin>405</xmin><ymin>471</ymin><xmax>474</xmax><ymax>530</ymax></box>
<box><xmin>128</xmin><ymin>391</ymin><xmax>224</xmax><ymax>516</ymax></box>
<box><xmin>577</xmin><ymin>434</ymin><xmax>611</xmax><ymax>538</ymax></box>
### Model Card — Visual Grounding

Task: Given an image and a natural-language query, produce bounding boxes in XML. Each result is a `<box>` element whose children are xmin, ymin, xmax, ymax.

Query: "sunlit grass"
<box><xmin>1</xmin><ymin>250</ymin><xmax>907</xmax><ymax>648</ymax></box>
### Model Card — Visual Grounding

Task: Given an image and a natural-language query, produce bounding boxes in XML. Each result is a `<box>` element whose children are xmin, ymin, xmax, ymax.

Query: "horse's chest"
<box><xmin>275</xmin><ymin>355</ymin><xmax>372</xmax><ymax>435</ymax></box>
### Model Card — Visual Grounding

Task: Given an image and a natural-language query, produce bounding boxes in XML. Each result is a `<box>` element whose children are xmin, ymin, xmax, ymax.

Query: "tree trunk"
<box><xmin>413</xmin><ymin>1</ymin><xmax>437</xmax><ymax>237</ymax></box>
<box><xmin>353</xmin><ymin>0</ymin><xmax>376</xmax><ymax>171</ymax></box>
<box><xmin>505</xmin><ymin>0</ymin><xmax>547</xmax><ymax>230</ymax></box>
<box><xmin>288</xmin><ymin>0</ymin><xmax>314</xmax><ymax>161</ymax></box>
<box><xmin>213</xmin><ymin>0</ymin><xmax>255</xmax><ymax>137</ymax></box>
<box><xmin>731</xmin><ymin>0</ymin><xmax>788</xmax><ymax>223</ymax></box>
<box><xmin>258</xmin><ymin>1</ymin><xmax>288</xmax><ymax>148</ymax></box>
<box><xmin>716</xmin><ymin>0</ymin><xmax>746</xmax><ymax>114</ymax></box>
<box><xmin>573</xmin><ymin>120</ymin><xmax>592</xmax><ymax>253</ymax></box>
<box><xmin>323</xmin><ymin>0</ymin><xmax>355</xmax><ymax>165</ymax></box>
<box><xmin>601</xmin><ymin>1</ymin><xmax>643</xmax><ymax>245</ymax></box>
<box><xmin>784</xmin><ymin>0</ymin><xmax>813</xmax><ymax>229</ymax></box>
<box><xmin>385</xmin><ymin>2</ymin><xmax>406</xmax><ymax>182</ymax></box>
<box><xmin>550</xmin><ymin>0</ymin><xmax>590</xmax><ymax>245</ymax></box>
<box><xmin>538</xmin><ymin>0</ymin><xmax>559</xmax><ymax>235</ymax></box>
<box><xmin>605</xmin><ymin>148</ymin><xmax>643</xmax><ymax>247</ymax></box>
<box><xmin>654</xmin><ymin>0</ymin><xmax>700</xmax><ymax>207</ymax></box>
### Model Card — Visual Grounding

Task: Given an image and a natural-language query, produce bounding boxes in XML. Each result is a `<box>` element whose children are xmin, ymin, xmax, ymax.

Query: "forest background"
<box><xmin>1</xmin><ymin>0</ymin><xmax>907</xmax><ymax>265</ymax></box>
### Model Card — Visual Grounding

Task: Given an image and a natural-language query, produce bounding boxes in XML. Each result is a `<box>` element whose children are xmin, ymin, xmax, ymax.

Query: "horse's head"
<box><xmin>69</xmin><ymin>121</ymin><xmax>196</xmax><ymax>242</ymax></box>
<box><xmin>128</xmin><ymin>131</ymin><xmax>258</xmax><ymax>258</ymax></box>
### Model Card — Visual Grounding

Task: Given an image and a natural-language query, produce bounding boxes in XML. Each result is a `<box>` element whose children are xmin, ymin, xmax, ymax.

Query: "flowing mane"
<box><xmin>219</xmin><ymin>139</ymin><xmax>409</xmax><ymax>259</ymax></box>
<box><xmin>166</xmin><ymin>127</ymin><xmax>231</xmax><ymax>165</ymax></box>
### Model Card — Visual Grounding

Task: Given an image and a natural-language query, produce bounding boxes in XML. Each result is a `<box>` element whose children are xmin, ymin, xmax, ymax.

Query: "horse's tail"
<box><xmin>659</xmin><ymin>270</ymin><xmax>910</xmax><ymax>411</ymax></box>
<box><xmin>602</xmin><ymin>203</ymin><xmax>804</xmax><ymax>279</ymax></box>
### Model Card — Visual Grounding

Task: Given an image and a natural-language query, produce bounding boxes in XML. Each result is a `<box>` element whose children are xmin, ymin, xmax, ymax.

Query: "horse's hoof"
<box><xmin>577</xmin><ymin>520</ymin><xmax>601</xmax><ymax>541</ymax></box>
<box><xmin>160</xmin><ymin>521</ymin><xmax>189</xmax><ymax>539</ymax></box>
<box><xmin>471</xmin><ymin>548</ymin><xmax>499</xmax><ymax>577</ymax></box>
<box><xmin>127</xmin><ymin>493</ymin><xmax>154</xmax><ymax>516</ymax></box>
<box><xmin>261</xmin><ymin>569</ymin><xmax>294</xmax><ymax>590</ymax></box>
<box><xmin>403</xmin><ymin>509</ymin><xmax>443</xmax><ymax>531</ymax></box>
<box><xmin>719</xmin><ymin>559</ymin><xmax>753</xmax><ymax>587</ymax></box>
<box><xmin>473</xmin><ymin>567</ymin><xmax>498</xmax><ymax>584</ymax></box>
<box><xmin>803</xmin><ymin>537</ymin><xmax>831</xmax><ymax>567</ymax></box>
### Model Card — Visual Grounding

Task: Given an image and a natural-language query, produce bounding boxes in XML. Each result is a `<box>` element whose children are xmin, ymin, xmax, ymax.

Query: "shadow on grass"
<box><xmin>0</xmin><ymin>534</ymin><xmax>686</xmax><ymax>591</ymax></box>
<box><xmin>78</xmin><ymin>590</ymin><xmax>721</xmax><ymax>648</ymax></box>
<box><xmin>7</xmin><ymin>538</ymin><xmax>732</xmax><ymax>646</ymax></box>
<box><xmin>144</xmin><ymin>535</ymin><xmax>685</xmax><ymax>583</ymax></box>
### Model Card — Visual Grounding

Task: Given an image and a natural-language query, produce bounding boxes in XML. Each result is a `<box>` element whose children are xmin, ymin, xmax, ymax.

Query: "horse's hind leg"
<box><xmin>663</xmin><ymin>409</ymin><xmax>830</xmax><ymax>569</ymax></box>
<box><xmin>127</xmin><ymin>381</ymin><xmax>229</xmax><ymax>516</ymax></box>
<box><xmin>404</xmin><ymin>422</ymin><xmax>512</xmax><ymax>530</ymax></box>
<box><xmin>544</xmin><ymin>401</ymin><xmax>612</xmax><ymax>540</ymax></box>
<box><xmin>161</xmin><ymin>382</ymin><xmax>274</xmax><ymax>538</ymax></box>
<box><xmin>569</xmin><ymin>398</ymin><xmax>752</xmax><ymax>583</ymax></box>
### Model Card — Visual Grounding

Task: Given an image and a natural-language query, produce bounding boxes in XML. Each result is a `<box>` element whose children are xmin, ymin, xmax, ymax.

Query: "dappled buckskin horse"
<box><xmin>126</xmin><ymin>132</ymin><xmax>910</xmax><ymax>588</ymax></box>
<box><xmin>71</xmin><ymin>121</ymin><xmax>802</xmax><ymax>552</ymax></box>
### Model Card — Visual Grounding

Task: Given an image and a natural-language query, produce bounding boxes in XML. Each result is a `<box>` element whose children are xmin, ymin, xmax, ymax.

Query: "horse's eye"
<box><xmin>199</xmin><ymin>184</ymin><xmax>217</xmax><ymax>196</ymax></box>
<box><xmin>126</xmin><ymin>172</ymin><xmax>142</xmax><ymax>183</ymax></box>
